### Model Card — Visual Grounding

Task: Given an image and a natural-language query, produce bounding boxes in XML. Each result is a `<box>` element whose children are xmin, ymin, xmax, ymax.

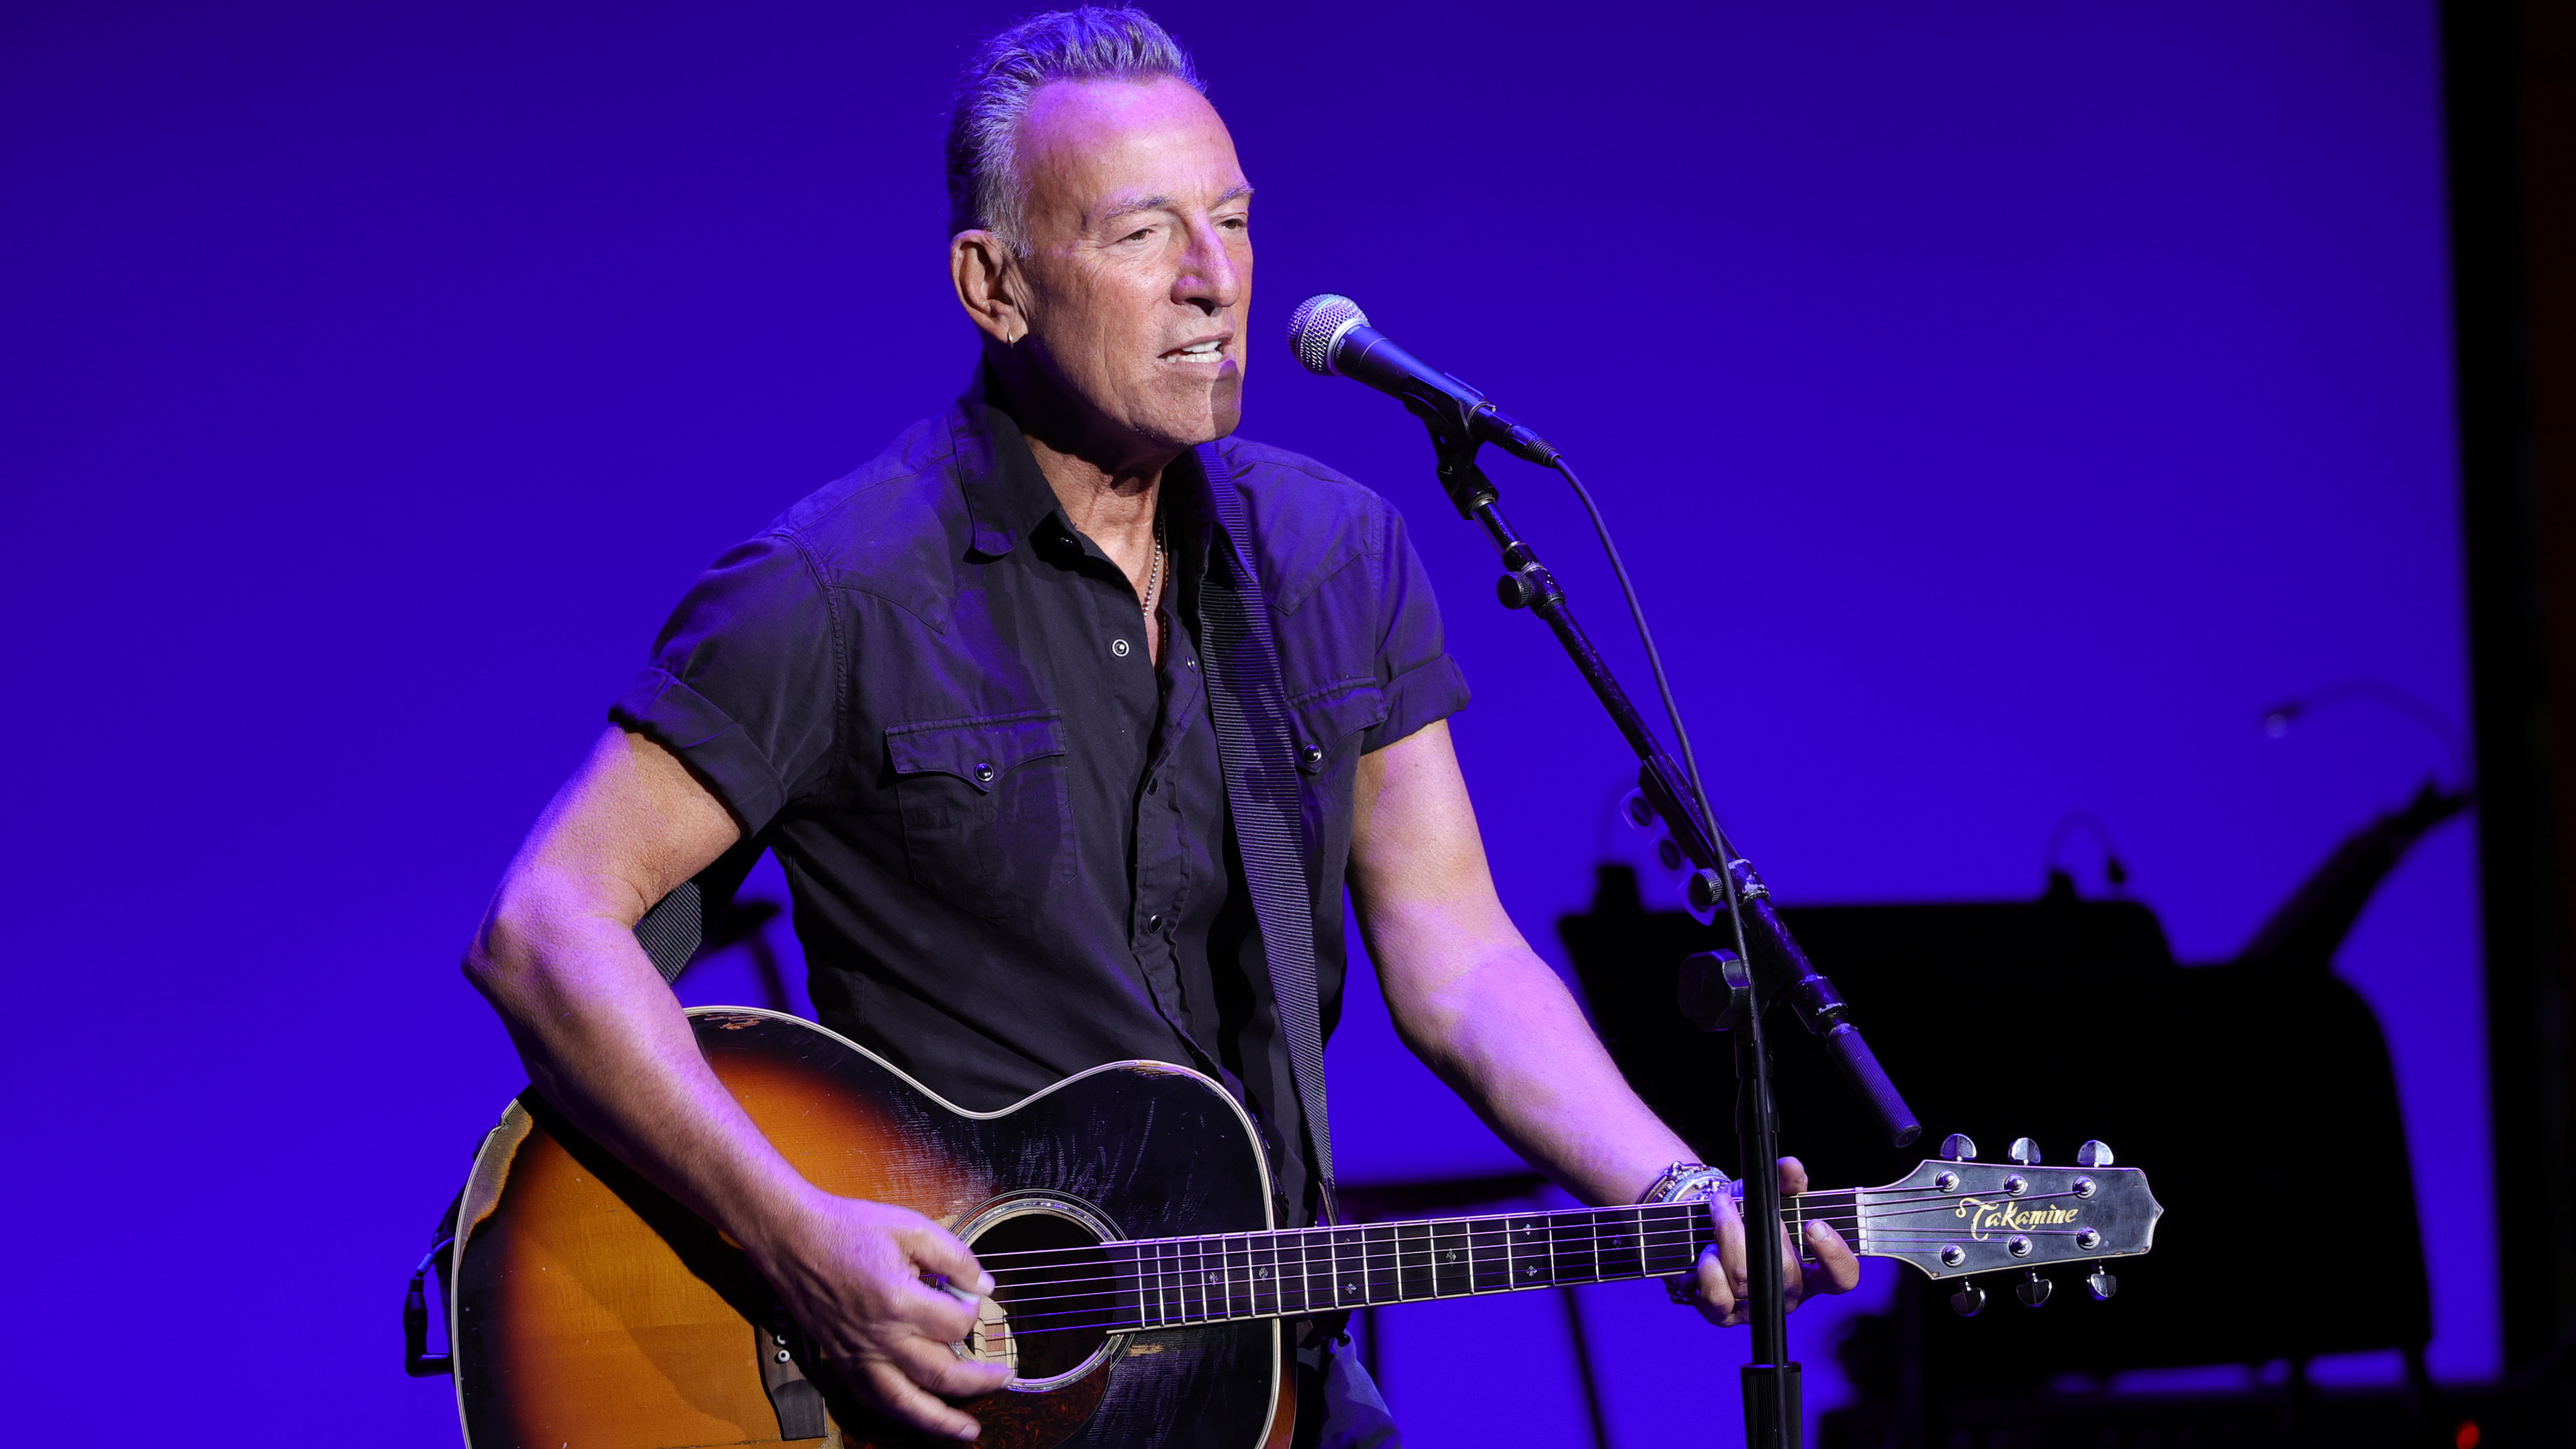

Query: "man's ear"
<box><xmin>951</xmin><ymin>231</ymin><xmax>1028</xmax><ymax>345</ymax></box>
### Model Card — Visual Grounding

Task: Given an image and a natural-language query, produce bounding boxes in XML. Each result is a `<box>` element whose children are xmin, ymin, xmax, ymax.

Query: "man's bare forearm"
<box><xmin>462</xmin><ymin>726</ymin><xmax>814</xmax><ymax>1256</ymax></box>
<box><xmin>467</xmin><ymin>881</ymin><xmax>820</xmax><ymax>1253</ymax></box>
<box><xmin>1350</xmin><ymin>722</ymin><xmax>1698</xmax><ymax>1207</ymax></box>
<box><xmin>1366</xmin><ymin>912</ymin><xmax>1693</xmax><ymax>1208</ymax></box>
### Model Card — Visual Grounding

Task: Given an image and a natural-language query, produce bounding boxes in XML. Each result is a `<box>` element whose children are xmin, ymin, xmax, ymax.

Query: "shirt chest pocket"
<box><xmin>886</xmin><ymin>709</ymin><xmax>1072</xmax><ymax>921</ymax></box>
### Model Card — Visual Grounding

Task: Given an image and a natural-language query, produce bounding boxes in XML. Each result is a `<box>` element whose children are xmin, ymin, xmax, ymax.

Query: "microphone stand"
<box><xmin>1399</xmin><ymin>399</ymin><xmax>1922</xmax><ymax>1449</ymax></box>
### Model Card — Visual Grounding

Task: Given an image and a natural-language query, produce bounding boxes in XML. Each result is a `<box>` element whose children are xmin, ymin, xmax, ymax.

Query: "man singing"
<box><xmin>464</xmin><ymin>8</ymin><xmax>1856</xmax><ymax>1445</ymax></box>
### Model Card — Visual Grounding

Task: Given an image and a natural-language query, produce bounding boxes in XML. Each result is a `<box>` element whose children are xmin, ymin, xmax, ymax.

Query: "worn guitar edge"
<box><xmin>450</xmin><ymin>1103</ymin><xmax>533</xmax><ymax>1445</ymax></box>
<box><xmin>447</xmin><ymin>1004</ymin><xmax>1291</xmax><ymax>1449</ymax></box>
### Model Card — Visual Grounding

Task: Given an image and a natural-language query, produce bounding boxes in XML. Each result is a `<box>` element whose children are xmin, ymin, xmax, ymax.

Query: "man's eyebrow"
<box><xmin>1091</xmin><ymin>185</ymin><xmax>1255</xmax><ymax>228</ymax></box>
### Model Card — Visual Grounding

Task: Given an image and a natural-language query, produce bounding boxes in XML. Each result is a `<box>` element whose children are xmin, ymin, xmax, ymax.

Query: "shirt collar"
<box><xmin>952</xmin><ymin>368</ymin><xmax>1065</xmax><ymax>559</ymax></box>
<box><xmin>951</xmin><ymin>366</ymin><xmax>1226</xmax><ymax>570</ymax></box>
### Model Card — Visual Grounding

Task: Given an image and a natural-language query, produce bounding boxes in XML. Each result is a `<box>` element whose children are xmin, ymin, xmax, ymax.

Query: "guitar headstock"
<box><xmin>1857</xmin><ymin>1135</ymin><xmax>2162</xmax><ymax>1287</ymax></box>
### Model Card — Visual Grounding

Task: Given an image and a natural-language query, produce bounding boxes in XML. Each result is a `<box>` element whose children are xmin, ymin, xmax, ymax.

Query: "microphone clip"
<box><xmin>1401</xmin><ymin>395</ymin><xmax>1504</xmax><ymax>520</ymax></box>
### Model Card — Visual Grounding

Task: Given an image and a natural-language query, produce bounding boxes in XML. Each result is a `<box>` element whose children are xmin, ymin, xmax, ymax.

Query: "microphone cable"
<box><xmin>1543</xmin><ymin>455</ymin><xmax>1727</xmax><ymax>870</ymax></box>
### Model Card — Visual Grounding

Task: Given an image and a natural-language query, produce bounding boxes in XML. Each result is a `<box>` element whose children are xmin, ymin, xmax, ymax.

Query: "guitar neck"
<box><xmin>1092</xmin><ymin>1188</ymin><xmax>1860</xmax><ymax>1330</ymax></box>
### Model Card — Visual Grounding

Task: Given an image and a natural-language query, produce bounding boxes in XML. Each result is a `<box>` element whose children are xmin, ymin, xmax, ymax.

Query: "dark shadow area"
<box><xmin>1559</xmin><ymin>785</ymin><xmax>2499</xmax><ymax>1445</ymax></box>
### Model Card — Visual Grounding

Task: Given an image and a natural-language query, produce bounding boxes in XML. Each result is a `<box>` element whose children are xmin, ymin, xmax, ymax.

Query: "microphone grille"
<box><xmin>1286</xmin><ymin>293</ymin><xmax>1368</xmax><ymax>376</ymax></box>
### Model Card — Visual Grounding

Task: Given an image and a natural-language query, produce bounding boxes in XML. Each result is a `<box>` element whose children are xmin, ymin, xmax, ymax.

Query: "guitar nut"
<box><xmin>2008</xmin><ymin>1236</ymin><xmax>2032</xmax><ymax>1258</ymax></box>
<box><xmin>1934</xmin><ymin>1171</ymin><xmax>1960</xmax><ymax>1193</ymax></box>
<box><xmin>2077</xmin><ymin>1229</ymin><xmax>2101</xmax><ymax>1250</ymax></box>
<box><xmin>1940</xmin><ymin>1245</ymin><xmax>1965</xmax><ymax>1267</ymax></box>
<box><xmin>2073</xmin><ymin>1177</ymin><xmax>2097</xmax><ymax>1198</ymax></box>
<box><xmin>2003</xmin><ymin>1175</ymin><xmax>2027</xmax><ymax>1196</ymax></box>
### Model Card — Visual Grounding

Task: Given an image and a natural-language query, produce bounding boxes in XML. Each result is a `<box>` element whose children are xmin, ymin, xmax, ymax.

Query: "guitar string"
<box><xmin>973</xmin><ymin>1197</ymin><xmax>2100</xmax><ymax>1291</ymax></box>
<box><xmin>971</xmin><ymin>1202</ymin><xmax>2088</xmax><ymax>1295</ymax></box>
<box><xmin>970</xmin><ymin>1217</ymin><xmax>2116</xmax><ymax>1324</ymax></box>
<box><xmin>974</xmin><ymin>1221</ymin><xmax>1815</xmax><ymax>1293</ymax></box>
<box><xmin>965</xmin><ymin>1220</ymin><xmax>2005</xmax><ymax>1321</ymax></box>
<box><xmin>965</xmin><ymin>1194</ymin><xmax>1866</xmax><ymax>1268</ymax></box>
<box><xmin>976</xmin><ymin>1235</ymin><xmax>2139</xmax><ymax>1342</ymax></box>
<box><xmin>973</xmin><ymin>1193</ymin><xmax>2093</xmax><ymax>1291</ymax></box>
<box><xmin>959</xmin><ymin>1182</ymin><xmax>2086</xmax><ymax>1265</ymax></box>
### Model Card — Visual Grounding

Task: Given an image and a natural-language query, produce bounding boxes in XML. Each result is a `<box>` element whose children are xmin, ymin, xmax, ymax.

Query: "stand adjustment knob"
<box><xmin>1496</xmin><ymin>571</ymin><xmax>1537</xmax><ymax>609</ymax></box>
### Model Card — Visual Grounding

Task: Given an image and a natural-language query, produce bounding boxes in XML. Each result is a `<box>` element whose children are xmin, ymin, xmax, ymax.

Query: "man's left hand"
<box><xmin>1683</xmin><ymin>1156</ymin><xmax>1861</xmax><ymax>1326</ymax></box>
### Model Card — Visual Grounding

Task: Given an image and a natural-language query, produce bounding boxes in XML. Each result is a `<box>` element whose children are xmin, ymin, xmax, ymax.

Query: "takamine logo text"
<box><xmin>1955</xmin><ymin>1197</ymin><xmax>2081</xmax><ymax>1240</ymax></box>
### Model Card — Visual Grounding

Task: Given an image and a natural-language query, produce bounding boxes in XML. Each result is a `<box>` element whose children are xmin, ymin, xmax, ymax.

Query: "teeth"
<box><xmin>1175</xmin><ymin>341</ymin><xmax>1222</xmax><ymax>357</ymax></box>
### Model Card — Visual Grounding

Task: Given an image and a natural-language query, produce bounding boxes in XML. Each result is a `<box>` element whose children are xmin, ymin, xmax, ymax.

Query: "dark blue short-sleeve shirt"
<box><xmin>611</xmin><ymin>380</ymin><xmax>1469</xmax><ymax>1222</ymax></box>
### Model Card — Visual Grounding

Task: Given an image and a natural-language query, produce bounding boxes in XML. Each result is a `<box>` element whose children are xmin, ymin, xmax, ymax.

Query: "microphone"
<box><xmin>1285</xmin><ymin>294</ymin><xmax>1560</xmax><ymax>465</ymax></box>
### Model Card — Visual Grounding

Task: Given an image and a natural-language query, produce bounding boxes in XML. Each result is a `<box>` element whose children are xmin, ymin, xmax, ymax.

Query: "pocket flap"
<box><xmin>1289</xmin><ymin>682</ymin><xmax>1390</xmax><ymax>773</ymax></box>
<box><xmin>886</xmin><ymin>710</ymin><xmax>1066</xmax><ymax>793</ymax></box>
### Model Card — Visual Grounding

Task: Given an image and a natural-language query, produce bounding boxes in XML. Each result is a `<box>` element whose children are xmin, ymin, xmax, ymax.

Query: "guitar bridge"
<box><xmin>757</xmin><ymin>1307</ymin><xmax>828</xmax><ymax>1441</ymax></box>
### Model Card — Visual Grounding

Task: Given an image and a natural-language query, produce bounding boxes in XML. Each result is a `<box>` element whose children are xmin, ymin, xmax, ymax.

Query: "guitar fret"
<box><xmin>1431</xmin><ymin>1218</ymin><xmax>1471</xmax><ymax>1297</ymax></box>
<box><xmin>1335</xmin><ymin>1226</ymin><xmax>1366</xmax><ymax>1307</ymax></box>
<box><xmin>1196</xmin><ymin>1236</ymin><xmax>1215</xmax><ymax>1321</ymax></box>
<box><xmin>1159</xmin><ymin>1238</ymin><xmax>1178</xmax><ymax>1327</ymax></box>
<box><xmin>1548</xmin><ymin>1209</ymin><xmax>1593</xmax><ymax>1287</ymax></box>
<box><xmin>1363</xmin><ymin>1224</ymin><xmax>1399</xmax><ymax>1304</ymax></box>
<box><xmin>1396</xmin><ymin>1221</ymin><xmax>1434</xmax><ymax>1302</ymax></box>
<box><xmin>1229</xmin><ymin>1233</ymin><xmax>1248</xmax><ymax>1321</ymax></box>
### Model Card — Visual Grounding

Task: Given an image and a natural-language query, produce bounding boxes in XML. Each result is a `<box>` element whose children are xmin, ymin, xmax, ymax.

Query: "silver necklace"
<box><xmin>1140</xmin><ymin>509</ymin><xmax>1167</xmax><ymax>627</ymax></box>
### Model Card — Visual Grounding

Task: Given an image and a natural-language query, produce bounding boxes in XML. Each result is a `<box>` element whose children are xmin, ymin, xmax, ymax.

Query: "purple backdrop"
<box><xmin>0</xmin><ymin>1</ymin><xmax>2477</xmax><ymax>1442</ymax></box>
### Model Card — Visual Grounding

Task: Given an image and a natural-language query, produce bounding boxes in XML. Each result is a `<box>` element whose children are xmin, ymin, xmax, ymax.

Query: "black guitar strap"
<box><xmin>1193</xmin><ymin>441</ymin><xmax>1339</xmax><ymax>1226</ymax></box>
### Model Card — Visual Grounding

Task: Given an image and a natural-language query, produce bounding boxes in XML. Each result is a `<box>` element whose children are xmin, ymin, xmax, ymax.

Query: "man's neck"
<box><xmin>1021</xmin><ymin>429</ymin><xmax>1167</xmax><ymax>544</ymax></box>
<box><xmin>994</xmin><ymin>366</ymin><xmax>1176</xmax><ymax>664</ymax></box>
<box><xmin>989</xmin><ymin>360</ymin><xmax>1172</xmax><ymax>558</ymax></box>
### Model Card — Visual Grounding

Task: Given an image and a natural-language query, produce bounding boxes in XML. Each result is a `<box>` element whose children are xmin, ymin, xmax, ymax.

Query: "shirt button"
<box><xmin>972</xmin><ymin>761</ymin><xmax>995</xmax><ymax>784</ymax></box>
<box><xmin>1299</xmin><ymin>744</ymin><xmax>1326</xmax><ymax>767</ymax></box>
<box><xmin>1111</xmin><ymin>638</ymin><xmax>1132</xmax><ymax>657</ymax></box>
<box><xmin>1147</xmin><ymin>913</ymin><xmax>1162</xmax><ymax>931</ymax></box>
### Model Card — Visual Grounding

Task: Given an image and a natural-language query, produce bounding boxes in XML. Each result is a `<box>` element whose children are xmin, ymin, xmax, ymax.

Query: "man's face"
<box><xmin>1008</xmin><ymin>76</ymin><xmax>1252</xmax><ymax>452</ymax></box>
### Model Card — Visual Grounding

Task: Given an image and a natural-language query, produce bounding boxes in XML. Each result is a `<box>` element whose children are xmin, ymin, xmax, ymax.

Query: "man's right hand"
<box><xmin>749</xmin><ymin>1191</ymin><xmax>1015</xmax><ymax>1440</ymax></box>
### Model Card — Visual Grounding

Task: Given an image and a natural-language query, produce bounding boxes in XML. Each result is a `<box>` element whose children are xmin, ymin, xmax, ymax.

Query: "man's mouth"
<box><xmin>1162</xmin><ymin>337</ymin><xmax>1231</xmax><ymax>364</ymax></box>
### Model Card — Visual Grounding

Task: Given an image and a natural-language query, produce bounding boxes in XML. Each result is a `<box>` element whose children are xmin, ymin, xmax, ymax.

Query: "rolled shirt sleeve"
<box><xmin>609</xmin><ymin>533</ymin><xmax>839</xmax><ymax>835</ymax></box>
<box><xmin>1361</xmin><ymin>507</ymin><xmax>1471</xmax><ymax>754</ymax></box>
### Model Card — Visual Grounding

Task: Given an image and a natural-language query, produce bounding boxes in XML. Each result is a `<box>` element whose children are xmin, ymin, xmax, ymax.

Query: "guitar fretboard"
<box><xmin>1033</xmin><ymin>1190</ymin><xmax>1860</xmax><ymax>1331</ymax></box>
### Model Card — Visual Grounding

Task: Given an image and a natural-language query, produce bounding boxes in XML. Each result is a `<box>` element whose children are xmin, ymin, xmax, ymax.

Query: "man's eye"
<box><xmin>1121</xmin><ymin>227</ymin><xmax>1155</xmax><ymax>244</ymax></box>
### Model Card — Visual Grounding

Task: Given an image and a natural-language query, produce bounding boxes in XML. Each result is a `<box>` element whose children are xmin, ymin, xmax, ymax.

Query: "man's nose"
<box><xmin>1174</xmin><ymin>220</ymin><xmax>1243</xmax><ymax>315</ymax></box>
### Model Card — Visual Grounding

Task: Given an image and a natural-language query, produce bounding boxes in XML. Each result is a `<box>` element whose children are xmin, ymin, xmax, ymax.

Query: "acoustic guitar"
<box><xmin>437</xmin><ymin>1008</ymin><xmax>2161</xmax><ymax>1448</ymax></box>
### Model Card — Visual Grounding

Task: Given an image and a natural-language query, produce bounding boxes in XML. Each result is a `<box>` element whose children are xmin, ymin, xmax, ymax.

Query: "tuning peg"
<box><xmin>2015</xmin><ymin>1270</ymin><xmax>2053</xmax><ymax>1307</ymax></box>
<box><xmin>2076</xmin><ymin>1140</ymin><xmax>2115</xmax><ymax>1168</ymax></box>
<box><xmin>2086</xmin><ymin>1264</ymin><xmax>2118</xmax><ymax>1301</ymax></box>
<box><xmin>1949</xmin><ymin>1280</ymin><xmax>1987</xmax><ymax>1317</ymax></box>
<box><xmin>2008</xmin><ymin>1137</ymin><xmax>2041</xmax><ymax>1167</ymax></box>
<box><xmin>1941</xmin><ymin>1133</ymin><xmax>1977</xmax><ymax>1162</ymax></box>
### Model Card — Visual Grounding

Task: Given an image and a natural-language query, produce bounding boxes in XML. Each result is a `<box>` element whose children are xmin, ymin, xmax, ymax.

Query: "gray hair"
<box><xmin>945</xmin><ymin>7</ymin><xmax>1205</xmax><ymax>250</ymax></box>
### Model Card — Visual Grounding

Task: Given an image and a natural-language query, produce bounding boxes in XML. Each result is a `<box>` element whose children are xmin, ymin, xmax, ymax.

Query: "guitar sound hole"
<box><xmin>969</xmin><ymin>1209</ymin><xmax>1121</xmax><ymax>1387</ymax></box>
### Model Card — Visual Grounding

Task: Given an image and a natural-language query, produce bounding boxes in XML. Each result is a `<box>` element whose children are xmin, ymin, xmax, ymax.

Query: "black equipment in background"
<box><xmin>1560</xmin><ymin>781</ymin><xmax>2469</xmax><ymax>1443</ymax></box>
